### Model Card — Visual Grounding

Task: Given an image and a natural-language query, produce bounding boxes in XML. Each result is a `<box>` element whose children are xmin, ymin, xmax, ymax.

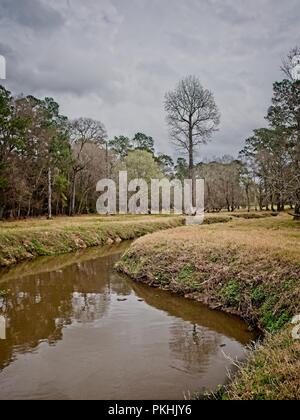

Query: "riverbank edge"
<box><xmin>116</xmin><ymin>229</ymin><xmax>300</xmax><ymax>400</ymax></box>
<box><xmin>0</xmin><ymin>215</ymin><xmax>237</xmax><ymax>268</ymax></box>
<box><xmin>0</xmin><ymin>217</ymin><xmax>187</xmax><ymax>268</ymax></box>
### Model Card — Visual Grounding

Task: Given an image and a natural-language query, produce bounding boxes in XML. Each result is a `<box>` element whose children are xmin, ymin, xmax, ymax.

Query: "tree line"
<box><xmin>0</xmin><ymin>47</ymin><xmax>299</xmax><ymax>219</ymax></box>
<box><xmin>0</xmin><ymin>87</ymin><xmax>175</xmax><ymax>218</ymax></box>
<box><xmin>239</xmin><ymin>47</ymin><xmax>300</xmax><ymax>218</ymax></box>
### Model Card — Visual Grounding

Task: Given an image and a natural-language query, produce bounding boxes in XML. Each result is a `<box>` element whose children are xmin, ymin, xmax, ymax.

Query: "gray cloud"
<box><xmin>0</xmin><ymin>42</ymin><xmax>13</xmax><ymax>56</ymax></box>
<box><xmin>0</xmin><ymin>0</ymin><xmax>64</xmax><ymax>31</ymax></box>
<box><xmin>0</xmin><ymin>0</ymin><xmax>300</xmax><ymax>160</ymax></box>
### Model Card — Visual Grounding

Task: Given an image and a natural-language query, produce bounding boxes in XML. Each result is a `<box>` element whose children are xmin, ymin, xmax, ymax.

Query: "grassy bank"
<box><xmin>116</xmin><ymin>215</ymin><xmax>300</xmax><ymax>400</ymax></box>
<box><xmin>226</xmin><ymin>327</ymin><xmax>300</xmax><ymax>400</ymax></box>
<box><xmin>0</xmin><ymin>215</ymin><xmax>184</xmax><ymax>267</ymax></box>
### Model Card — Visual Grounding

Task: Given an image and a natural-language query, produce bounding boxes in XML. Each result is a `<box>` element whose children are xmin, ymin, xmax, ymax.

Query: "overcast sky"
<box><xmin>0</xmin><ymin>0</ymin><xmax>299</xmax><ymax>160</ymax></box>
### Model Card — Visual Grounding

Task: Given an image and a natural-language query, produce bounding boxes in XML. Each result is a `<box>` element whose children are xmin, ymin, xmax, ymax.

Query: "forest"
<box><xmin>0</xmin><ymin>50</ymin><xmax>299</xmax><ymax>220</ymax></box>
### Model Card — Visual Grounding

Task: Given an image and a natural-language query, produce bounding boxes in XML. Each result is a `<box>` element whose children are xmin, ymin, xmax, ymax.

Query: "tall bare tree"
<box><xmin>165</xmin><ymin>75</ymin><xmax>220</xmax><ymax>205</ymax></box>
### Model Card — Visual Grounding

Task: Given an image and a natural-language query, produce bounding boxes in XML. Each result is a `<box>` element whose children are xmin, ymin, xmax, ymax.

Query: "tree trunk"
<box><xmin>71</xmin><ymin>175</ymin><xmax>76</xmax><ymax>216</ymax></box>
<box><xmin>70</xmin><ymin>170</ymin><xmax>77</xmax><ymax>216</ymax></box>
<box><xmin>188</xmin><ymin>118</ymin><xmax>196</xmax><ymax>209</ymax></box>
<box><xmin>48</xmin><ymin>167</ymin><xmax>52</xmax><ymax>220</ymax></box>
<box><xmin>294</xmin><ymin>115</ymin><xmax>300</xmax><ymax>219</ymax></box>
<box><xmin>294</xmin><ymin>203</ymin><xmax>300</xmax><ymax>220</ymax></box>
<box><xmin>27</xmin><ymin>198</ymin><xmax>31</xmax><ymax>217</ymax></box>
<box><xmin>246</xmin><ymin>186</ymin><xmax>250</xmax><ymax>212</ymax></box>
<box><xmin>277</xmin><ymin>201</ymin><xmax>281</xmax><ymax>212</ymax></box>
<box><xmin>226</xmin><ymin>198</ymin><xmax>230</xmax><ymax>212</ymax></box>
<box><xmin>105</xmin><ymin>141</ymin><xmax>109</xmax><ymax>178</ymax></box>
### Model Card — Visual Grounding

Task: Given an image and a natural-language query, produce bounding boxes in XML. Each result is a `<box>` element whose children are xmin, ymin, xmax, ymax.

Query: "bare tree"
<box><xmin>70</xmin><ymin>118</ymin><xmax>107</xmax><ymax>215</ymax></box>
<box><xmin>281</xmin><ymin>46</ymin><xmax>300</xmax><ymax>80</ymax></box>
<box><xmin>75</xmin><ymin>143</ymin><xmax>109</xmax><ymax>214</ymax></box>
<box><xmin>165</xmin><ymin>75</ymin><xmax>220</xmax><ymax>205</ymax></box>
<box><xmin>197</xmin><ymin>157</ymin><xmax>244</xmax><ymax>212</ymax></box>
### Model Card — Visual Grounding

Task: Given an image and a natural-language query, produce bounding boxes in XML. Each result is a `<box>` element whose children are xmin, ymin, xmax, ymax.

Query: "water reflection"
<box><xmin>0</xmin><ymin>252</ymin><xmax>124</xmax><ymax>370</ymax></box>
<box><xmin>169</xmin><ymin>324</ymin><xmax>220</xmax><ymax>374</ymax></box>
<box><xmin>0</xmin><ymin>244</ymin><xmax>256</xmax><ymax>400</ymax></box>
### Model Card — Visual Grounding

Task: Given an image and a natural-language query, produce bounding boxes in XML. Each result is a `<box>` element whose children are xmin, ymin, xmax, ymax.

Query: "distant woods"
<box><xmin>0</xmin><ymin>89</ymin><xmax>168</xmax><ymax>219</ymax></box>
<box><xmin>0</xmin><ymin>47</ymin><xmax>299</xmax><ymax>219</ymax></box>
<box><xmin>240</xmin><ymin>48</ymin><xmax>300</xmax><ymax>218</ymax></box>
<box><xmin>0</xmin><ymin>90</ymin><xmax>176</xmax><ymax>219</ymax></box>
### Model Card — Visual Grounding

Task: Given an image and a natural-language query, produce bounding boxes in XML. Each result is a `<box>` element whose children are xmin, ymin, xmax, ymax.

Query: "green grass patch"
<box><xmin>219</xmin><ymin>280</ymin><xmax>241</xmax><ymax>307</ymax></box>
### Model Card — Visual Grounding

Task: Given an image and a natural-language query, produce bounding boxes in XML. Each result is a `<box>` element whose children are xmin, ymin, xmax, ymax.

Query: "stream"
<box><xmin>0</xmin><ymin>242</ymin><xmax>256</xmax><ymax>400</ymax></box>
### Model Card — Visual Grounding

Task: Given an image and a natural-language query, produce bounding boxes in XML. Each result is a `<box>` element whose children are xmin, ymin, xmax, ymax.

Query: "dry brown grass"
<box><xmin>129</xmin><ymin>214</ymin><xmax>300</xmax><ymax>263</ymax></box>
<box><xmin>0</xmin><ymin>214</ymin><xmax>178</xmax><ymax>232</ymax></box>
<box><xmin>0</xmin><ymin>215</ymin><xmax>184</xmax><ymax>267</ymax></box>
<box><xmin>118</xmin><ymin>214</ymin><xmax>300</xmax><ymax>328</ymax></box>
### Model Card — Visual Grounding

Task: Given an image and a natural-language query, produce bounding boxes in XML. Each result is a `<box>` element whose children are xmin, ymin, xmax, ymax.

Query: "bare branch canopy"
<box><xmin>164</xmin><ymin>75</ymin><xmax>220</xmax><ymax>207</ymax></box>
<box><xmin>164</xmin><ymin>75</ymin><xmax>220</xmax><ymax>154</ymax></box>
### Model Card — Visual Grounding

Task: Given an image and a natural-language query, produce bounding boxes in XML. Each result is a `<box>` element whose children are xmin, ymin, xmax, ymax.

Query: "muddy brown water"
<box><xmin>0</xmin><ymin>242</ymin><xmax>256</xmax><ymax>400</ymax></box>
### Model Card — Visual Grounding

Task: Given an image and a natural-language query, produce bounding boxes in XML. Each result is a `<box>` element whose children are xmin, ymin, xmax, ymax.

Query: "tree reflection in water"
<box><xmin>0</xmin><ymin>253</ymin><xmax>122</xmax><ymax>370</ymax></box>
<box><xmin>168</xmin><ymin>323</ymin><xmax>220</xmax><ymax>374</ymax></box>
